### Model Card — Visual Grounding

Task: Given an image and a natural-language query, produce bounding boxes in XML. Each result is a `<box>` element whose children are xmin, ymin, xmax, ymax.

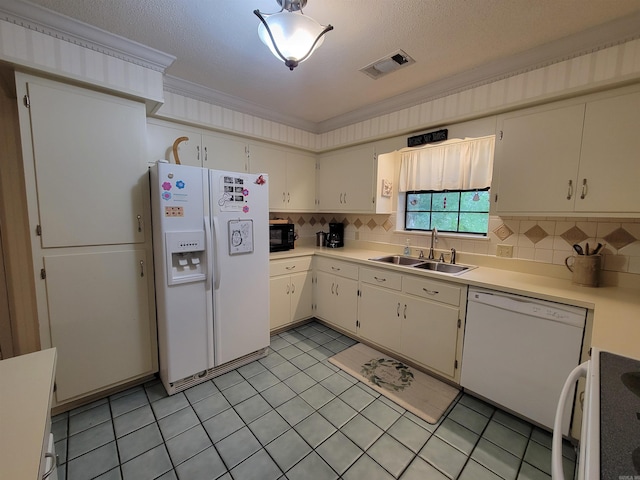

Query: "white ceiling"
<box><xmin>10</xmin><ymin>0</ymin><xmax>640</xmax><ymax>132</ymax></box>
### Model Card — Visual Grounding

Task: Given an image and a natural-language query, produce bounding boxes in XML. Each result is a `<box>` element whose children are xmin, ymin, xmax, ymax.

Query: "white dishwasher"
<box><xmin>461</xmin><ymin>287</ymin><xmax>586</xmax><ymax>435</ymax></box>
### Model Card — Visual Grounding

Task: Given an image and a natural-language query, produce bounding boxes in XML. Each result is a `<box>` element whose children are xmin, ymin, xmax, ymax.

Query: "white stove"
<box><xmin>553</xmin><ymin>348</ymin><xmax>640</xmax><ymax>479</ymax></box>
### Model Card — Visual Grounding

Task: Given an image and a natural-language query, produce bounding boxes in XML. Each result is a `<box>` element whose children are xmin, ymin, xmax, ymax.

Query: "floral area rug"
<box><xmin>329</xmin><ymin>343</ymin><xmax>460</xmax><ymax>424</ymax></box>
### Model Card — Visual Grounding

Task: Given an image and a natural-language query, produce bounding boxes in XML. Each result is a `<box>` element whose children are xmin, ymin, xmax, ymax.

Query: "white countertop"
<box><xmin>271</xmin><ymin>245</ymin><xmax>640</xmax><ymax>361</ymax></box>
<box><xmin>0</xmin><ymin>348</ymin><xmax>57</xmax><ymax>480</ymax></box>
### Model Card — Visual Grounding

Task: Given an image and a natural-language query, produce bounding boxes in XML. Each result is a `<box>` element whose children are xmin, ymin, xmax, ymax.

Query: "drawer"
<box><xmin>270</xmin><ymin>256</ymin><xmax>313</xmax><ymax>277</ymax></box>
<box><xmin>403</xmin><ymin>275</ymin><xmax>461</xmax><ymax>306</ymax></box>
<box><xmin>359</xmin><ymin>267</ymin><xmax>402</xmax><ymax>291</ymax></box>
<box><xmin>315</xmin><ymin>257</ymin><xmax>359</xmax><ymax>280</ymax></box>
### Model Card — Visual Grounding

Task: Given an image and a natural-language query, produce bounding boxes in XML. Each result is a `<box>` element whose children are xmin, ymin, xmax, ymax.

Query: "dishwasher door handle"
<box><xmin>468</xmin><ymin>290</ymin><xmax>585</xmax><ymax>328</ymax></box>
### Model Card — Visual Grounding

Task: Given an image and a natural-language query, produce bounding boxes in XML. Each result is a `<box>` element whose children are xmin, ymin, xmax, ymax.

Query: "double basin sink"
<box><xmin>368</xmin><ymin>255</ymin><xmax>475</xmax><ymax>275</ymax></box>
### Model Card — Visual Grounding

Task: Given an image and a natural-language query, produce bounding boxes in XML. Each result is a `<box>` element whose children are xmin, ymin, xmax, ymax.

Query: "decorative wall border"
<box><xmin>0</xmin><ymin>0</ymin><xmax>175</xmax><ymax>72</ymax></box>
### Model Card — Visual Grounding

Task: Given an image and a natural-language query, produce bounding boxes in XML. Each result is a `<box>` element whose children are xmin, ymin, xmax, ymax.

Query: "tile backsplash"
<box><xmin>271</xmin><ymin>213</ymin><xmax>640</xmax><ymax>275</ymax></box>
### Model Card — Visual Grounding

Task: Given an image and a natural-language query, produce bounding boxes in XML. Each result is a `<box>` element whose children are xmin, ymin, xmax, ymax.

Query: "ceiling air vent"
<box><xmin>360</xmin><ymin>50</ymin><xmax>415</xmax><ymax>80</ymax></box>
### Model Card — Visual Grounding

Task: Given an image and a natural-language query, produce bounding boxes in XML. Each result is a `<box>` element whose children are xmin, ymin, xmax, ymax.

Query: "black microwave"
<box><xmin>269</xmin><ymin>223</ymin><xmax>295</xmax><ymax>252</ymax></box>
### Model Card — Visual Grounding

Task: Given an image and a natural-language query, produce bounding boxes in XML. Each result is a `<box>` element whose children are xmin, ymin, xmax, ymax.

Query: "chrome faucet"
<box><xmin>450</xmin><ymin>248</ymin><xmax>456</xmax><ymax>264</ymax></box>
<box><xmin>428</xmin><ymin>227</ymin><xmax>438</xmax><ymax>260</ymax></box>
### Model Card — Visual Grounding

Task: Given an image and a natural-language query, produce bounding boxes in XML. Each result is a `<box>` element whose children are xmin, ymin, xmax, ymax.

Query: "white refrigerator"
<box><xmin>150</xmin><ymin>161</ymin><xmax>270</xmax><ymax>394</ymax></box>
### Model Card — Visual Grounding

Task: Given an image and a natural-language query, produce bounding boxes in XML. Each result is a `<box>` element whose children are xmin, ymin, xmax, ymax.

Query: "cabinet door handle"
<box><xmin>339</xmin><ymin>193</ymin><xmax>343</xmax><ymax>204</ymax></box>
<box><xmin>285</xmin><ymin>265</ymin><xmax>296</xmax><ymax>270</ymax></box>
<box><xmin>286</xmin><ymin>284</ymin><xmax>290</xmax><ymax>294</ymax></box>
<box><xmin>403</xmin><ymin>304</ymin><xmax>407</xmax><ymax>319</ymax></box>
<box><xmin>196</xmin><ymin>145</ymin><xmax>200</xmax><ymax>161</ymax></box>
<box><xmin>139</xmin><ymin>260</ymin><xmax>145</xmax><ymax>277</ymax></box>
<box><xmin>566</xmin><ymin>180</ymin><xmax>573</xmax><ymax>200</ymax></box>
<box><xmin>344</xmin><ymin>192</ymin><xmax>347</xmax><ymax>203</ymax></box>
<box><xmin>580</xmin><ymin>178</ymin><xmax>588</xmax><ymax>199</ymax></box>
<box><xmin>204</xmin><ymin>146</ymin><xmax>208</xmax><ymax>162</ymax></box>
<box><xmin>331</xmin><ymin>282</ymin><xmax>335</xmax><ymax>294</ymax></box>
<box><xmin>397</xmin><ymin>302</ymin><xmax>400</xmax><ymax>317</ymax></box>
<box><xmin>137</xmin><ymin>214</ymin><xmax>142</xmax><ymax>232</ymax></box>
<box><xmin>374</xmin><ymin>276</ymin><xmax>386</xmax><ymax>282</ymax></box>
<box><xmin>423</xmin><ymin>288</ymin><xmax>439</xmax><ymax>295</ymax></box>
<box><xmin>331</xmin><ymin>266</ymin><xmax>341</xmax><ymax>271</ymax></box>
<box><xmin>336</xmin><ymin>284</ymin><xmax>339</xmax><ymax>296</ymax></box>
<box><xmin>287</xmin><ymin>192</ymin><xmax>290</xmax><ymax>203</ymax></box>
<box><xmin>283</xmin><ymin>192</ymin><xmax>286</xmax><ymax>202</ymax></box>
<box><xmin>291</xmin><ymin>283</ymin><xmax>295</xmax><ymax>294</ymax></box>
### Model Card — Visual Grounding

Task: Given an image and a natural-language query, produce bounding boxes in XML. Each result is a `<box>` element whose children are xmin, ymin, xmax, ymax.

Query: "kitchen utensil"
<box><xmin>585</xmin><ymin>242</ymin><xmax>590</xmax><ymax>255</ymax></box>
<box><xmin>573</xmin><ymin>244</ymin><xmax>584</xmax><ymax>255</ymax></box>
<box><xmin>592</xmin><ymin>243</ymin><xmax>604</xmax><ymax>255</ymax></box>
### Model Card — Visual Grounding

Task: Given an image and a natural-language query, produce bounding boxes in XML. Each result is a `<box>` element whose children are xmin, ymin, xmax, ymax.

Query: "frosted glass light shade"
<box><xmin>257</xmin><ymin>12</ymin><xmax>326</xmax><ymax>64</ymax></box>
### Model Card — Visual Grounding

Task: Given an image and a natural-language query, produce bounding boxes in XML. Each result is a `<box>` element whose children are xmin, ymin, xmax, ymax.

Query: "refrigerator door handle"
<box><xmin>212</xmin><ymin>215</ymin><xmax>222</xmax><ymax>290</ymax></box>
<box><xmin>204</xmin><ymin>216</ymin><xmax>213</xmax><ymax>291</ymax></box>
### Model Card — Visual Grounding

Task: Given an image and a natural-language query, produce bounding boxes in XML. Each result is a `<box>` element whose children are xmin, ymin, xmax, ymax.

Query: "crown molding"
<box><xmin>0</xmin><ymin>0</ymin><xmax>175</xmax><ymax>72</ymax></box>
<box><xmin>316</xmin><ymin>11</ymin><xmax>640</xmax><ymax>133</ymax></box>
<box><xmin>3</xmin><ymin>0</ymin><xmax>638</xmax><ymax>134</ymax></box>
<box><xmin>163</xmin><ymin>75</ymin><xmax>319</xmax><ymax>133</ymax></box>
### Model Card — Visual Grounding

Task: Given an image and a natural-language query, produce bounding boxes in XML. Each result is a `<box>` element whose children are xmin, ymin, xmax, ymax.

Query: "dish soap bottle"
<box><xmin>404</xmin><ymin>239</ymin><xmax>411</xmax><ymax>256</ymax></box>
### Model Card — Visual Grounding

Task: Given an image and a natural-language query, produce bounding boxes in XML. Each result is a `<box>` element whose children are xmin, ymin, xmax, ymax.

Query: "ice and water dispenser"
<box><xmin>164</xmin><ymin>231</ymin><xmax>206</xmax><ymax>285</ymax></box>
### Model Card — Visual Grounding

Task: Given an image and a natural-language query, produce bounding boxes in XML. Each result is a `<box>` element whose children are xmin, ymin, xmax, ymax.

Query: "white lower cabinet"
<box><xmin>357</xmin><ymin>268</ymin><xmax>403</xmax><ymax>352</ymax></box>
<box><xmin>355</xmin><ymin>266</ymin><xmax>466</xmax><ymax>381</ymax></box>
<box><xmin>269</xmin><ymin>256</ymin><xmax>313</xmax><ymax>330</ymax></box>
<box><xmin>43</xmin><ymin>249</ymin><xmax>155</xmax><ymax>402</ymax></box>
<box><xmin>400</xmin><ymin>294</ymin><xmax>460</xmax><ymax>377</ymax></box>
<box><xmin>400</xmin><ymin>276</ymin><xmax>466</xmax><ymax>379</ymax></box>
<box><xmin>314</xmin><ymin>258</ymin><xmax>359</xmax><ymax>334</ymax></box>
<box><xmin>309</xmin><ymin>256</ymin><xmax>466</xmax><ymax>382</ymax></box>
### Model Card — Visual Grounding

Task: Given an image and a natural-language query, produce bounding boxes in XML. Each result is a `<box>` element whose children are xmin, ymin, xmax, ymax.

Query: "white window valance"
<box><xmin>399</xmin><ymin>135</ymin><xmax>495</xmax><ymax>192</ymax></box>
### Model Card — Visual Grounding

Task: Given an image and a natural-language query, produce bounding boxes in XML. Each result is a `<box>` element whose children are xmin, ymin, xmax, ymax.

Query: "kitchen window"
<box><xmin>399</xmin><ymin>135</ymin><xmax>495</xmax><ymax>235</ymax></box>
<box><xmin>406</xmin><ymin>189</ymin><xmax>490</xmax><ymax>234</ymax></box>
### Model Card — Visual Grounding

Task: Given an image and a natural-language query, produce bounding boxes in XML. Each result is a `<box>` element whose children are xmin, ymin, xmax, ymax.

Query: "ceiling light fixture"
<box><xmin>254</xmin><ymin>0</ymin><xmax>333</xmax><ymax>71</ymax></box>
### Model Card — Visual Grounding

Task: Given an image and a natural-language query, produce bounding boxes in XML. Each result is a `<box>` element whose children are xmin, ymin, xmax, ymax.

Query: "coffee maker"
<box><xmin>327</xmin><ymin>222</ymin><xmax>344</xmax><ymax>248</ymax></box>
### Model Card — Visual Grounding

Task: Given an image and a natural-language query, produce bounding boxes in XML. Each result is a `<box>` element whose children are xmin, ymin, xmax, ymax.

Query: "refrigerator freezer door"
<box><xmin>208</xmin><ymin>170</ymin><xmax>270</xmax><ymax>365</ymax></box>
<box><xmin>151</xmin><ymin>163</ymin><xmax>213</xmax><ymax>386</ymax></box>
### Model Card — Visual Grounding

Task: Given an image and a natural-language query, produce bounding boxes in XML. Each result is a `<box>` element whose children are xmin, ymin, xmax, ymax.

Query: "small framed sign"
<box><xmin>407</xmin><ymin>128</ymin><xmax>448</xmax><ymax>147</ymax></box>
<box><xmin>228</xmin><ymin>219</ymin><xmax>253</xmax><ymax>255</ymax></box>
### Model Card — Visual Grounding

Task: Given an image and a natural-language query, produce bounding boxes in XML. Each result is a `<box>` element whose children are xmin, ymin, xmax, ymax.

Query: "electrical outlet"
<box><xmin>496</xmin><ymin>244</ymin><xmax>513</xmax><ymax>258</ymax></box>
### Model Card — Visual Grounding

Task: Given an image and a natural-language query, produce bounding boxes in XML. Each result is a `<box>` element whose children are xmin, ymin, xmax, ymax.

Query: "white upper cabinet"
<box><xmin>317</xmin><ymin>141</ymin><xmax>399</xmax><ymax>214</ymax></box>
<box><xmin>202</xmin><ymin>133</ymin><xmax>249</xmax><ymax>172</ymax></box>
<box><xmin>576</xmin><ymin>90</ymin><xmax>640</xmax><ymax>213</ymax></box>
<box><xmin>27</xmin><ymin>80</ymin><xmax>147</xmax><ymax>247</ymax></box>
<box><xmin>147</xmin><ymin>120</ymin><xmax>249</xmax><ymax>172</ymax></box>
<box><xmin>494</xmin><ymin>104</ymin><xmax>584</xmax><ymax>214</ymax></box>
<box><xmin>249</xmin><ymin>143</ymin><xmax>316</xmax><ymax>212</ymax></box>
<box><xmin>318</xmin><ymin>144</ymin><xmax>375</xmax><ymax>212</ymax></box>
<box><xmin>494</xmin><ymin>85</ymin><xmax>640</xmax><ymax>216</ymax></box>
<box><xmin>249</xmin><ymin>143</ymin><xmax>286</xmax><ymax>209</ymax></box>
<box><xmin>147</xmin><ymin>121</ymin><xmax>202</xmax><ymax>167</ymax></box>
<box><xmin>284</xmin><ymin>151</ymin><xmax>316</xmax><ymax>212</ymax></box>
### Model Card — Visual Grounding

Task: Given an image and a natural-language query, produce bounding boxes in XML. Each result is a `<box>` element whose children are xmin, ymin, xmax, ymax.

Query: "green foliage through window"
<box><xmin>406</xmin><ymin>189</ymin><xmax>490</xmax><ymax>235</ymax></box>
